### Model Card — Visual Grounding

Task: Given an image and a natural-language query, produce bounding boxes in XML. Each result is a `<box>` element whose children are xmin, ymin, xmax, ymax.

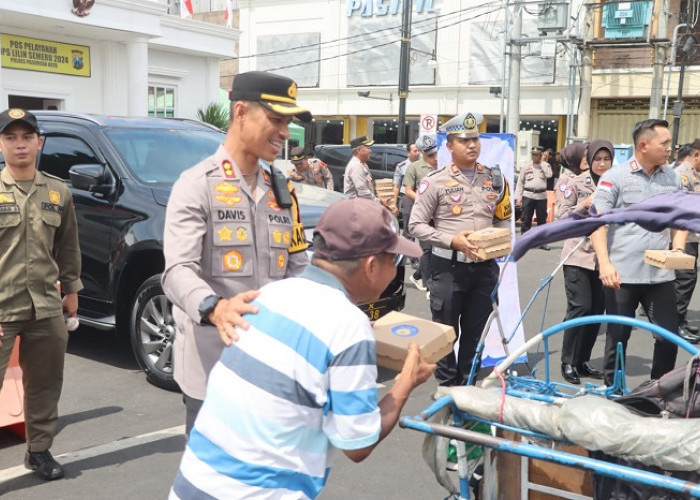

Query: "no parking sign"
<box><xmin>419</xmin><ymin>114</ymin><xmax>437</xmax><ymax>136</ymax></box>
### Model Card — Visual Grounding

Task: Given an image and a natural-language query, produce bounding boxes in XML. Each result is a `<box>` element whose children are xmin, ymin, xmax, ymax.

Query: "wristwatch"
<box><xmin>198</xmin><ymin>294</ymin><xmax>222</xmax><ymax>325</ymax></box>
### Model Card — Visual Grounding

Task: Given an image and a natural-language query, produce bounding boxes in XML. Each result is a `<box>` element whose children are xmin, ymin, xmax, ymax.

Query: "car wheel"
<box><xmin>130</xmin><ymin>275</ymin><xmax>180</xmax><ymax>392</ymax></box>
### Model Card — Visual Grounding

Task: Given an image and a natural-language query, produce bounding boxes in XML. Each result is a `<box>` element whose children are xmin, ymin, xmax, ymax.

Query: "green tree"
<box><xmin>196</xmin><ymin>102</ymin><xmax>229</xmax><ymax>131</ymax></box>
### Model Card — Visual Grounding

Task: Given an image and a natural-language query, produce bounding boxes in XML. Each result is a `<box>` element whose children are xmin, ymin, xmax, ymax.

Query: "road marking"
<box><xmin>0</xmin><ymin>425</ymin><xmax>185</xmax><ymax>483</ymax></box>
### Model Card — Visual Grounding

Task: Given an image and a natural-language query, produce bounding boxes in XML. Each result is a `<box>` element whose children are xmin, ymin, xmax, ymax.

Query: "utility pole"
<box><xmin>499</xmin><ymin>0</ymin><xmax>508</xmax><ymax>133</ymax></box>
<box><xmin>506</xmin><ymin>4</ymin><xmax>521</xmax><ymax>136</ymax></box>
<box><xmin>671</xmin><ymin>35</ymin><xmax>698</xmax><ymax>152</ymax></box>
<box><xmin>397</xmin><ymin>0</ymin><xmax>413</xmax><ymax>144</ymax></box>
<box><xmin>576</xmin><ymin>4</ymin><xmax>594</xmax><ymax>139</ymax></box>
<box><xmin>649</xmin><ymin>0</ymin><xmax>668</xmax><ymax>118</ymax></box>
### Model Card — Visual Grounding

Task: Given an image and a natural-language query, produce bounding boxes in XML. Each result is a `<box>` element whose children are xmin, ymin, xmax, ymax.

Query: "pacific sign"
<box><xmin>346</xmin><ymin>0</ymin><xmax>440</xmax><ymax>17</ymax></box>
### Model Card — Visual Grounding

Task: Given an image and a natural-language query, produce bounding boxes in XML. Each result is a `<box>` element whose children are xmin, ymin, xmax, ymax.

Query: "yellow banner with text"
<box><xmin>1</xmin><ymin>34</ymin><xmax>90</xmax><ymax>77</ymax></box>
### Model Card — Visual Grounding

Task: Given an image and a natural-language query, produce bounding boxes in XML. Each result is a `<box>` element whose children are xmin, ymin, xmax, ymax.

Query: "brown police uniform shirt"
<box><xmin>515</xmin><ymin>161</ymin><xmax>553</xmax><ymax>201</ymax></box>
<box><xmin>287</xmin><ymin>158</ymin><xmax>333</xmax><ymax>190</ymax></box>
<box><xmin>0</xmin><ymin>169</ymin><xmax>82</xmax><ymax>322</ymax></box>
<box><xmin>343</xmin><ymin>155</ymin><xmax>377</xmax><ymax>200</ymax></box>
<box><xmin>674</xmin><ymin>160</ymin><xmax>700</xmax><ymax>243</ymax></box>
<box><xmin>409</xmin><ymin>162</ymin><xmax>510</xmax><ymax>250</ymax></box>
<box><xmin>162</xmin><ymin>145</ymin><xmax>309</xmax><ymax>400</ymax></box>
<box><xmin>556</xmin><ymin>170</ymin><xmax>597</xmax><ymax>270</ymax></box>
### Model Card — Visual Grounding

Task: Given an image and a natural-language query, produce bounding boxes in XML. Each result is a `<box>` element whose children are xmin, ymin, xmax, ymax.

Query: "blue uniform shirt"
<box><xmin>592</xmin><ymin>156</ymin><xmax>682</xmax><ymax>284</ymax></box>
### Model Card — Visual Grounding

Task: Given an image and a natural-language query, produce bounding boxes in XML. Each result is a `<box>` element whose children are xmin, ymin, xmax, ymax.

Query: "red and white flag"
<box><xmin>225</xmin><ymin>0</ymin><xmax>235</xmax><ymax>28</ymax></box>
<box><xmin>180</xmin><ymin>0</ymin><xmax>193</xmax><ymax>18</ymax></box>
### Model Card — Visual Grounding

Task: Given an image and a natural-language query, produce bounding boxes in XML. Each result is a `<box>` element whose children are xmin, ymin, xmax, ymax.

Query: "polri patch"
<box><xmin>223</xmin><ymin>250</ymin><xmax>243</xmax><ymax>271</ymax></box>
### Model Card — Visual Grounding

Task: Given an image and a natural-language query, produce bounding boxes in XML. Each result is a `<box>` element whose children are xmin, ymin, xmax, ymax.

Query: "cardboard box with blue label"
<box><xmin>372</xmin><ymin>311</ymin><xmax>456</xmax><ymax>371</ymax></box>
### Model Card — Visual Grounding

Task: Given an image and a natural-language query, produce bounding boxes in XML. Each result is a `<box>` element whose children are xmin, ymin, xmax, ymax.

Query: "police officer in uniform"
<box><xmin>591</xmin><ymin>119</ymin><xmax>686</xmax><ymax>386</ymax></box>
<box><xmin>0</xmin><ymin>109</ymin><xmax>82</xmax><ymax>480</ymax></box>
<box><xmin>286</xmin><ymin>146</ymin><xmax>333</xmax><ymax>190</ymax></box>
<box><xmin>403</xmin><ymin>135</ymin><xmax>439</xmax><ymax>293</ymax></box>
<box><xmin>163</xmin><ymin>72</ymin><xmax>310</xmax><ymax>434</ymax></box>
<box><xmin>673</xmin><ymin>139</ymin><xmax>700</xmax><ymax>342</ymax></box>
<box><xmin>557</xmin><ymin>140</ymin><xmax>612</xmax><ymax>384</ymax></box>
<box><xmin>344</xmin><ymin>135</ymin><xmax>377</xmax><ymax>200</ymax></box>
<box><xmin>409</xmin><ymin>112</ymin><xmax>512</xmax><ymax>386</ymax></box>
<box><xmin>515</xmin><ymin>146</ymin><xmax>553</xmax><ymax>247</ymax></box>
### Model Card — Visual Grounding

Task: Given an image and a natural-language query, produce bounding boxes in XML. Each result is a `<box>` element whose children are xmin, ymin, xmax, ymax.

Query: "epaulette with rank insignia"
<box><xmin>41</xmin><ymin>171</ymin><xmax>67</xmax><ymax>183</ymax></box>
<box><xmin>425</xmin><ymin>168</ymin><xmax>442</xmax><ymax>178</ymax></box>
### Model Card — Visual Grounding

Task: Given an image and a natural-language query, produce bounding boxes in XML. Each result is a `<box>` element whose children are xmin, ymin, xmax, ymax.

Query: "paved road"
<box><xmin>1</xmin><ymin>242</ymin><xmax>697</xmax><ymax>499</ymax></box>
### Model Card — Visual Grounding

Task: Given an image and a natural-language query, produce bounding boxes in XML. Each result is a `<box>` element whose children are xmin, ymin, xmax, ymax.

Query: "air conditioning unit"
<box><xmin>602</xmin><ymin>1</ymin><xmax>653</xmax><ymax>39</ymax></box>
<box><xmin>536</xmin><ymin>2</ymin><xmax>569</xmax><ymax>33</ymax></box>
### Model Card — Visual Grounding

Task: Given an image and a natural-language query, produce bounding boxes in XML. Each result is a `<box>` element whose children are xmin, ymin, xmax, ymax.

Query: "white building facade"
<box><xmin>0</xmin><ymin>0</ymin><xmax>238</xmax><ymax>118</ymax></box>
<box><xmin>238</xmin><ymin>0</ymin><xmax>579</xmax><ymax>152</ymax></box>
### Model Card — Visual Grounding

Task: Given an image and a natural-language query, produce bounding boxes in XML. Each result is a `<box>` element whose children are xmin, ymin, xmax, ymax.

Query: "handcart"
<box><xmin>400</xmin><ymin>191</ymin><xmax>700</xmax><ymax>499</ymax></box>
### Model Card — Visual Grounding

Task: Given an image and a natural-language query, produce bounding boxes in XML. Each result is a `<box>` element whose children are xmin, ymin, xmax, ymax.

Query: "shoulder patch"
<box><xmin>599</xmin><ymin>180</ymin><xmax>614</xmax><ymax>191</ymax></box>
<box><xmin>418</xmin><ymin>179</ymin><xmax>430</xmax><ymax>194</ymax></box>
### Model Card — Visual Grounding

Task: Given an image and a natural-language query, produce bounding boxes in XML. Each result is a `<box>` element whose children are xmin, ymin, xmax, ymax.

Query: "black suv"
<box><xmin>314</xmin><ymin>144</ymin><xmax>407</xmax><ymax>192</ymax></box>
<box><xmin>10</xmin><ymin>112</ymin><xmax>406</xmax><ymax>391</ymax></box>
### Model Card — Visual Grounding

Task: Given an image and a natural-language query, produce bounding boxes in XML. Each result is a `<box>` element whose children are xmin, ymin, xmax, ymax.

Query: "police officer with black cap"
<box><xmin>286</xmin><ymin>146</ymin><xmax>333</xmax><ymax>189</ymax></box>
<box><xmin>515</xmin><ymin>145</ymin><xmax>553</xmax><ymax>248</ymax></box>
<box><xmin>409</xmin><ymin>112</ymin><xmax>512</xmax><ymax>386</ymax></box>
<box><xmin>163</xmin><ymin>71</ymin><xmax>311</xmax><ymax>434</ymax></box>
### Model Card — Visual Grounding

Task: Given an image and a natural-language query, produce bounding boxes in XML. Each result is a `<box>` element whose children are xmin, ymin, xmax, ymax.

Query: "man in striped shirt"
<box><xmin>170</xmin><ymin>198</ymin><xmax>435</xmax><ymax>499</ymax></box>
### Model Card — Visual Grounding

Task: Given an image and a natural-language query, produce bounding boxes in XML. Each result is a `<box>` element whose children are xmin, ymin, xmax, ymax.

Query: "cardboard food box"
<box><xmin>372</xmin><ymin>311</ymin><xmax>456</xmax><ymax>371</ymax></box>
<box><xmin>644</xmin><ymin>250</ymin><xmax>695</xmax><ymax>270</ymax></box>
<box><xmin>374</xmin><ymin>178</ymin><xmax>395</xmax><ymax>209</ymax></box>
<box><xmin>467</xmin><ymin>227</ymin><xmax>512</xmax><ymax>260</ymax></box>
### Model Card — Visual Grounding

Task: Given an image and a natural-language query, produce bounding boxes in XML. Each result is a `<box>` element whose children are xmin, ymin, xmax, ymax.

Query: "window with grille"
<box><xmin>148</xmin><ymin>86</ymin><xmax>175</xmax><ymax>118</ymax></box>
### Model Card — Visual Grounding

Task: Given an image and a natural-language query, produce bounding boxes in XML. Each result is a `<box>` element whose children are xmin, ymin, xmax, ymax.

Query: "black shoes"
<box><xmin>25</xmin><ymin>450</ymin><xmax>64</xmax><ymax>480</ymax></box>
<box><xmin>681</xmin><ymin>323</ymin><xmax>699</xmax><ymax>334</ymax></box>
<box><xmin>539</xmin><ymin>244</ymin><xmax>551</xmax><ymax>251</ymax></box>
<box><xmin>678</xmin><ymin>326</ymin><xmax>700</xmax><ymax>344</ymax></box>
<box><xmin>577</xmin><ymin>362</ymin><xmax>604</xmax><ymax>380</ymax></box>
<box><xmin>561</xmin><ymin>363</ymin><xmax>580</xmax><ymax>384</ymax></box>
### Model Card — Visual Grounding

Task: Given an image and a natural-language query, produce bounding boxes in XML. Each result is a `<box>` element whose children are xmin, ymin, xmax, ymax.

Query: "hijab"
<box><xmin>587</xmin><ymin>139</ymin><xmax>614</xmax><ymax>185</ymax></box>
<box><xmin>559</xmin><ymin>141</ymin><xmax>588</xmax><ymax>176</ymax></box>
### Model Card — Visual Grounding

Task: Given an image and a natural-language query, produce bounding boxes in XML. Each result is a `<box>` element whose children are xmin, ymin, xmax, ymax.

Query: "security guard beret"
<box><xmin>439</xmin><ymin>112</ymin><xmax>483</xmax><ymax>138</ymax></box>
<box><xmin>531</xmin><ymin>146</ymin><xmax>545</xmax><ymax>154</ymax></box>
<box><xmin>415</xmin><ymin>134</ymin><xmax>438</xmax><ymax>154</ymax></box>
<box><xmin>0</xmin><ymin>108</ymin><xmax>40</xmax><ymax>134</ymax></box>
<box><xmin>350</xmin><ymin>135</ymin><xmax>374</xmax><ymax>149</ymax></box>
<box><xmin>692</xmin><ymin>138</ymin><xmax>700</xmax><ymax>151</ymax></box>
<box><xmin>290</xmin><ymin>146</ymin><xmax>306</xmax><ymax>162</ymax></box>
<box><xmin>230</xmin><ymin>71</ymin><xmax>312</xmax><ymax>122</ymax></box>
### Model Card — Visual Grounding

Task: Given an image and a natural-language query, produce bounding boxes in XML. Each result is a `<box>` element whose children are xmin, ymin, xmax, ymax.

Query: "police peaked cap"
<box><xmin>230</xmin><ymin>71</ymin><xmax>312</xmax><ymax>122</ymax></box>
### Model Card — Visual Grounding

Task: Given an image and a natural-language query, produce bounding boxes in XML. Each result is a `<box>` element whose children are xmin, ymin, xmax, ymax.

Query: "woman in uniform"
<box><xmin>557</xmin><ymin>140</ymin><xmax>615</xmax><ymax>384</ymax></box>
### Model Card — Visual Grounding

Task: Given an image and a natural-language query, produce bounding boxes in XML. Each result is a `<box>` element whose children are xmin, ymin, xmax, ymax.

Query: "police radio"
<box><xmin>269</xmin><ymin>165</ymin><xmax>293</xmax><ymax>208</ymax></box>
<box><xmin>491</xmin><ymin>164</ymin><xmax>504</xmax><ymax>191</ymax></box>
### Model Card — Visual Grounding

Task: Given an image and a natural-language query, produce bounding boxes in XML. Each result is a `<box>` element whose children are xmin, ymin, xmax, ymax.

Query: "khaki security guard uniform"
<box><xmin>163</xmin><ymin>145</ymin><xmax>309</xmax><ymax>400</ymax></box>
<box><xmin>288</xmin><ymin>158</ymin><xmax>333</xmax><ymax>190</ymax></box>
<box><xmin>410</xmin><ymin>124</ymin><xmax>512</xmax><ymax>386</ymax></box>
<box><xmin>0</xmin><ymin>168</ymin><xmax>82</xmax><ymax>452</ymax></box>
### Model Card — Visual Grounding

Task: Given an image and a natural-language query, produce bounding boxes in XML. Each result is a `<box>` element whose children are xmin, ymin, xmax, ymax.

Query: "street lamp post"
<box><xmin>397</xmin><ymin>0</ymin><xmax>413</xmax><ymax>144</ymax></box>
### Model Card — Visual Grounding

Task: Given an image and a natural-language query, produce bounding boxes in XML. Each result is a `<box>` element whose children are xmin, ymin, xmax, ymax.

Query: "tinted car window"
<box><xmin>385</xmin><ymin>150</ymin><xmax>407</xmax><ymax>172</ymax></box>
<box><xmin>315</xmin><ymin>147</ymin><xmax>351</xmax><ymax>168</ymax></box>
<box><xmin>104</xmin><ymin>128</ymin><xmax>223</xmax><ymax>185</ymax></box>
<box><xmin>39</xmin><ymin>136</ymin><xmax>100</xmax><ymax>181</ymax></box>
<box><xmin>367</xmin><ymin>150</ymin><xmax>384</xmax><ymax>171</ymax></box>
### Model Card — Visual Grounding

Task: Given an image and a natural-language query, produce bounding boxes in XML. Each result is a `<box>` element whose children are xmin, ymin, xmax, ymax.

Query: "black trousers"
<box><xmin>603</xmin><ymin>281</ymin><xmax>679</xmax><ymax>386</ymax></box>
<box><xmin>520</xmin><ymin>196</ymin><xmax>547</xmax><ymax>234</ymax></box>
<box><xmin>430</xmin><ymin>256</ymin><xmax>498</xmax><ymax>386</ymax></box>
<box><xmin>183</xmin><ymin>393</ymin><xmax>203</xmax><ymax>436</ymax></box>
<box><xmin>560</xmin><ymin>265</ymin><xmax>605</xmax><ymax>365</ymax></box>
<box><xmin>674</xmin><ymin>241</ymin><xmax>699</xmax><ymax>325</ymax></box>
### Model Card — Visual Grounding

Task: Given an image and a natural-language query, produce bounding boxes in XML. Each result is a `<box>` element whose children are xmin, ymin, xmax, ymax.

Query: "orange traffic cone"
<box><xmin>0</xmin><ymin>338</ymin><xmax>26</xmax><ymax>440</ymax></box>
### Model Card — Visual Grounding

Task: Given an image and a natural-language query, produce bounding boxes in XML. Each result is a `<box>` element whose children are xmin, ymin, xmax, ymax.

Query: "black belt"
<box><xmin>525</xmin><ymin>188</ymin><xmax>545</xmax><ymax>194</ymax></box>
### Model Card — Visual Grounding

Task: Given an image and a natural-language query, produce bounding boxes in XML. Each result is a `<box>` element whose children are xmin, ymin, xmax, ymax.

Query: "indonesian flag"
<box><xmin>225</xmin><ymin>0</ymin><xmax>236</xmax><ymax>28</ymax></box>
<box><xmin>180</xmin><ymin>0</ymin><xmax>193</xmax><ymax>18</ymax></box>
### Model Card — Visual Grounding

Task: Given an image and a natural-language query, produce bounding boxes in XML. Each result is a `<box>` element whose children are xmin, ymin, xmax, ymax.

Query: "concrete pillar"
<box><xmin>126</xmin><ymin>37</ymin><xmax>149</xmax><ymax>116</ymax></box>
<box><xmin>577</xmin><ymin>46</ymin><xmax>593</xmax><ymax>140</ymax></box>
<box><xmin>649</xmin><ymin>0</ymin><xmax>668</xmax><ymax>118</ymax></box>
<box><xmin>506</xmin><ymin>5</ymin><xmax>521</xmax><ymax>136</ymax></box>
